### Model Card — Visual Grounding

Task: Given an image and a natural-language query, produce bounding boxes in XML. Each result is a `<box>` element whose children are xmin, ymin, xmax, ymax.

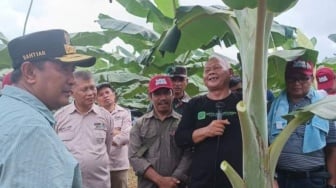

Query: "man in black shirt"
<box><xmin>175</xmin><ymin>54</ymin><xmax>243</xmax><ymax>188</ymax></box>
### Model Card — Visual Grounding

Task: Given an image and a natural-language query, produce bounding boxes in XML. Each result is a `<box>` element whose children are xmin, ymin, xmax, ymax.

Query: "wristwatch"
<box><xmin>328</xmin><ymin>185</ymin><xmax>336</xmax><ymax>188</ymax></box>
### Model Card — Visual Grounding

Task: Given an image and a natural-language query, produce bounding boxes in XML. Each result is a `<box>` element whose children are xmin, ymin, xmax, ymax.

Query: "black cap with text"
<box><xmin>8</xmin><ymin>29</ymin><xmax>96</xmax><ymax>69</ymax></box>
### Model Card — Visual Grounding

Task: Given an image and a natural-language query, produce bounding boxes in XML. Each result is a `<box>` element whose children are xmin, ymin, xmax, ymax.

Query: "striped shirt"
<box><xmin>277</xmin><ymin>96</ymin><xmax>336</xmax><ymax>171</ymax></box>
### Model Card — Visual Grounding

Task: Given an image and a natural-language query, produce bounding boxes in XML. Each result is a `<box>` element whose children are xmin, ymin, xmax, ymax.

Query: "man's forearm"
<box><xmin>144</xmin><ymin>166</ymin><xmax>163</xmax><ymax>185</ymax></box>
<box><xmin>192</xmin><ymin>127</ymin><xmax>209</xmax><ymax>144</ymax></box>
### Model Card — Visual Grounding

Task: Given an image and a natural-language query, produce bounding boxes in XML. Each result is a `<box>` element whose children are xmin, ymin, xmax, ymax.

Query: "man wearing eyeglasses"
<box><xmin>268</xmin><ymin>60</ymin><xmax>336</xmax><ymax>188</ymax></box>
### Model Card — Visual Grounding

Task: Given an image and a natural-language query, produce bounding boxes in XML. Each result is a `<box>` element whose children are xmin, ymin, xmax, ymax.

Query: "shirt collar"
<box><xmin>180</xmin><ymin>92</ymin><xmax>191</xmax><ymax>103</ymax></box>
<box><xmin>68</xmin><ymin>102</ymin><xmax>99</xmax><ymax>115</ymax></box>
<box><xmin>2</xmin><ymin>86</ymin><xmax>55</xmax><ymax>126</ymax></box>
<box><xmin>144</xmin><ymin>109</ymin><xmax>181</xmax><ymax>120</ymax></box>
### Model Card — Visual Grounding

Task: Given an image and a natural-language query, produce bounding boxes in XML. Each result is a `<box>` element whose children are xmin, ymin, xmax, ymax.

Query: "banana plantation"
<box><xmin>1</xmin><ymin>0</ymin><xmax>336</xmax><ymax>187</ymax></box>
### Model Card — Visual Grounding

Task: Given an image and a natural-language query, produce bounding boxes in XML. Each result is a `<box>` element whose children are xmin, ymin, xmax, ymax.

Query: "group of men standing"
<box><xmin>1</xmin><ymin>28</ymin><xmax>336</xmax><ymax>188</ymax></box>
<box><xmin>54</xmin><ymin>70</ymin><xmax>133</xmax><ymax>188</ymax></box>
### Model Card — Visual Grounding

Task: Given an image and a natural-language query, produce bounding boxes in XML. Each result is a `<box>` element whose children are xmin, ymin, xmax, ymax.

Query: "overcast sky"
<box><xmin>0</xmin><ymin>0</ymin><xmax>335</xmax><ymax>61</ymax></box>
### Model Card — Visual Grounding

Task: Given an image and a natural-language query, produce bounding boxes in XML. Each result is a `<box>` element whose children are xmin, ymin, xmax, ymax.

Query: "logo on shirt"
<box><xmin>94</xmin><ymin>122</ymin><xmax>106</xmax><ymax>130</ymax></box>
<box><xmin>197</xmin><ymin>111</ymin><xmax>237</xmax><ymax>120</ymax></box>
<box><xmin>197</xmin><ymin>111</ymin><xmax>206</xmax><ymax>120</ymax></box>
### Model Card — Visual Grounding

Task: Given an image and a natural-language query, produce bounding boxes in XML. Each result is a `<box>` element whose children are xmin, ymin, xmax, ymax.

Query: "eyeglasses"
<box><xmin>286</xmin><ymin>76</ymin><xmax>311</xmax><ymax>83</ymax></box>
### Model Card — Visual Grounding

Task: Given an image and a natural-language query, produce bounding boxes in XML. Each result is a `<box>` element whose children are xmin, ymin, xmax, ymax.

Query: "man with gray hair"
<box><xmin>55</xmin><ymin>71</ymin><xmax>114</xmax><ymax>188</ymax></box>
<box><xmin>175</xmin><ymin>55</ymin><xmax>243</xmax><ymax>188</ymax></box>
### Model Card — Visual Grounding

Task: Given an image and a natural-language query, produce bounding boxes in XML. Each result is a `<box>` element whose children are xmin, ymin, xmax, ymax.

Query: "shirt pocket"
<box><xmin>139</xmin><ymin>126</ymin><xmax>158</xmax><ymax>157</ymax></box>
<box><xmin>58</xmin><ymin>127</ymin><xmax>75</xmax><ymax>142</ymax></box>
<box><xmin>91</xmin><ymin>121</ymin><xmax>107</xmax><ymax>144</ymax></box>
<box><xmin>93</xmin><ymin>129</ymin><xmax>107</xmax><ymax>145</ymax></box>
<box><xmin>57</xmin><ymin>129</ymin><xmax>75</xmax><ymax>152</ymax></box>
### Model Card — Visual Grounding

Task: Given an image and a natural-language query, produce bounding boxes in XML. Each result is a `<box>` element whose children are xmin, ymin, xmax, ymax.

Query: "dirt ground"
<box><xmin>128</xmin><ymin>168</ymin><xmax>137</xmax><ymax>188</ymax></box>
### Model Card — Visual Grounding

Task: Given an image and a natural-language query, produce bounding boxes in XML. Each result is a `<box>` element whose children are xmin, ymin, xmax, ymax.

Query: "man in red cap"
<box><xmin>128</xmin><ymin>75</ymin><xmax>191</xmax><ymax>188</ymax></box>
<box><xmin>316</xmin><ymin>67</ymin><xmax>336</xmax><ymax>95</ymax></box>
<box><xmin>268</xmin><ymin>59</ymin><xmax>336</xmax><ymax>188</ymax></box>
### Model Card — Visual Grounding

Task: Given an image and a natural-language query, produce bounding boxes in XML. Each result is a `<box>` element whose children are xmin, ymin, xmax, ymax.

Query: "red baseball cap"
<box><xmin>148</xmin><ymin>75</ymin><xmax>173</xmax><ymax>93</ymax></box>
<box><xmin>316</xmin><ymin>67</ymin><xmax>335</xmax><ymax>90</ymax></box>
<box><xmin>2</xmin><ymin>72</ymin><xmax>12</xmax><ymax>88</ymax></box>
<box><xmin>285</xmin><ymin>60</ymin><xmax>314</xmax><ymax>77</ymax></box>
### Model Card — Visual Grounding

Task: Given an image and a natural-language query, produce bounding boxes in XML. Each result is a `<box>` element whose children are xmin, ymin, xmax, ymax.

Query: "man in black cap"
<box><xmin>229</xmin><ymin>75</ymin><xmax>242</xmax><ymax>93</ymax></box>
<box><xmin>166</xmin><ymin>65</ymin><xmax>191</xmax><ymax>114</ymax></box>
<box><xmin>0</xmin><ymin>29</ymin><xmax>96</xmax><ymax>187</ymax></box>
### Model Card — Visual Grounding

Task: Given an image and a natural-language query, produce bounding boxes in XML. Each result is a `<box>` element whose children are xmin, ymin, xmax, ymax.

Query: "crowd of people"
<box><xmin>1</xmin><ymin>28</ymin><xmax>336</xmax><ymax>188</ymax></box>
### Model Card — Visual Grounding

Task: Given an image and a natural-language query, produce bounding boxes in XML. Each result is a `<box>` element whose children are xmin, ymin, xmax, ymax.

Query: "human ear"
<box><xmin>20</xmin><ymin>61</ymin><xmax>38</xmax><ymax>84</ymax></box>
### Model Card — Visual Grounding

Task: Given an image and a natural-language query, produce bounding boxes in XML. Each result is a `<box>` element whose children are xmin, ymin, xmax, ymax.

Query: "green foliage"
<box><xmin>318</xmin><ymin>34</ymin><xmax>336</xmax><ymax>70</ymax></box>
<box><xmin>0</xmin><ymin>44</ymin><xmax>11</xmax><ymax>70</ymax></box>
<box><xmin>158</xmin><ymin>25</ymin><xmax>181</xmax><ymax>54</ymax></box>
<box><xmin>0</xmin><ymin>32</ymin><xmax>9</xmax><ymax>45</ymax></box>
<box><xmin>96</xmin><ymin>14</ymin><xmax>159</xmax><ymax>50</ymax></box>
<box><xmin>222</xmin><ymin>0</ymin><xmax>257</xmax><ymax>10</ymax></box>
<box><xmin>1</xmin><ymin>1</ymin><xmax>336</xmax><ymax>187</ymax></box>
<box><xmin>0</xmin><ymin>33</ymin><xmax>11</xmax><ymax>70</ymax></box>
<box><xmin>116</xmin><ymin>0</ymin><xmax>173</xmax><ymax>33</ymax></box>
<box><xmin>154</xmin><ymin>0</ymin><xmax>179</xmax><ymax>19</ymax></box>
<box><xmin>2</xmin><ymin>2</ymin><xmax>336</xmax><ymax>187</ymax></box>
<box><xmin>267</xmin><ymin>0</ymin><xmax>298</xmax><ymax>13</ymax></box>
<box><xmin>284</xmin><ymin>95</ymin><xmax>336</xmax><ymax>121</ymax></box>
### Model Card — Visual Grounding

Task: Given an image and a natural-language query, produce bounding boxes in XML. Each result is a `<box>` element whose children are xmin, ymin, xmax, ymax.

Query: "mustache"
<box><xmin>157</xmin><ymin>100</ymin><xmax>170</xmax><ymax>105</ymax></box>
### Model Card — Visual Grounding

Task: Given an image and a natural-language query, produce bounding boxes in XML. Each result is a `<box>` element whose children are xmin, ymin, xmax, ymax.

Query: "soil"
<box><xmin>127</xmin><ymin>168</ymin><xmax>137</xmax><ymax>188</ymax></box>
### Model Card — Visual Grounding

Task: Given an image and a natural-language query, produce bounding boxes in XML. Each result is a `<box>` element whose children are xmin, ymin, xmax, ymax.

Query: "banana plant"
<box><xmin>317</xmin><ymin>34</ymin><xmax>336</xmax><ymax>69</ymax></box>
<box><xmin>0</xmin><ymin>32</ymin><xmax>11</xmax><ymax>70</ymax></box>
<box><xmin>85</xmin><ymin>1</ymin><xmax>298</xmax><ymax>114</ymax></box>
<box><xmin>152</xmin><ymin>0</ymin><xmax>336</xmax><ymax>187</ymax></box>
